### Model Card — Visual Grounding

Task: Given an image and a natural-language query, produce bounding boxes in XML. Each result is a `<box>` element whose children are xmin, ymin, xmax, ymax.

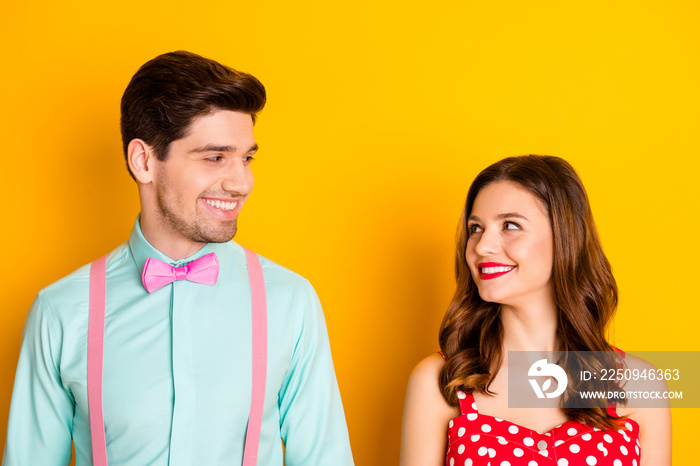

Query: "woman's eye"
<box><xmin>504</xmin><ymin>221</ymin><xmax>521</xmax><ymax>230</ymax></box>
<box><xmin>468</xmin><ymin>224</ymin><xmax>483</xmax><ymax>234</ymax></box>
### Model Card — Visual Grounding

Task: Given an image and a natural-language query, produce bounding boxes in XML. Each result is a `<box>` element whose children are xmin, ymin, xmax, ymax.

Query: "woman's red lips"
<box><xmin>478</xmin><ymin>262</ymin><xmax>516</xmax><ymax>280</ymax></box>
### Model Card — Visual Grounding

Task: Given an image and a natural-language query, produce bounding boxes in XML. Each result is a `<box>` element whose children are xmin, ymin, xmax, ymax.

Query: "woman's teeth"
<box><xmin>481</xmin><ymin>266</ymin><xmax>515</xmax><ymax>274</ymax></box>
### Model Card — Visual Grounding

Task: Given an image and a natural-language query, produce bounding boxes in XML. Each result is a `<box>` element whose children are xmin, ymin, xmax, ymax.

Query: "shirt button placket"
<box><xmin>167</xmin><ymin>279</ymin><xmax>195</xmax><ymax>465</ymax></box>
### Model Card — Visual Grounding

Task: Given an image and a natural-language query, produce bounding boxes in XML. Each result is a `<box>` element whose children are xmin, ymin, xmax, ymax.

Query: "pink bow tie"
<box><xmin>141</xmin><ymin>253</ymin><xmax>220</xmax><ymax>293</ymax></box>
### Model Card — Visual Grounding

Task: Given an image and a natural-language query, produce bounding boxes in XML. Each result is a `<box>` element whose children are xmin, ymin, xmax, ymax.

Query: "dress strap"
<box><xmin>607</xmin><ymin>347</ymin><xmax>626</xmax><ymax>417</ymax></box>
<box><xmin>87</xmin><ymin>250</ymin><xmax>268</xmax><ymax>466</ymax></box>
<box><xmin>457</xmin><ymin>391</ymin><xmax>478</xmax><ymax>416</ymax></box>
<box><xmin>438</xmin><ymin>352</ymin><xmax>477</xmax><ymax>416</ymax></box>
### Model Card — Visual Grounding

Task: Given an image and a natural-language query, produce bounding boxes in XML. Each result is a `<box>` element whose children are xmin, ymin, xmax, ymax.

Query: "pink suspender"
<box><xmin>242</xmin><ymin>248</ymin><xmax>268</xmax><ymax>466</ymax></box>
<box><xmin>88</xmin><ymin>255</ymin><xmax>108</xmax><ymax>466</ymax></box>
<box><xmin>87</xmin><ymin>249</ymin><xmax>268</xmax><ymax>466</ymax></box>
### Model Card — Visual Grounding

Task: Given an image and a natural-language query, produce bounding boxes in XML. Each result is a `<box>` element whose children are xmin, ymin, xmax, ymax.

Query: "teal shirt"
<box><xmin>3</xmin><ymin>219</ymin><xmax>354</xmax><ymax>465</ymax></box>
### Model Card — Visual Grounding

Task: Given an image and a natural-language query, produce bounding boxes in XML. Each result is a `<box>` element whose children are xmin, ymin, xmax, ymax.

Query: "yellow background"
<box><xmin>1</xmin><ymin>1</ymin><xmax>698</xmax><ymax>463</ymax></box>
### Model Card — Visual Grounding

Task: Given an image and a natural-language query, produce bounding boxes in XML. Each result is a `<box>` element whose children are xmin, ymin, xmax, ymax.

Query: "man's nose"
<box><xmin>222</xmin><ymin>160</ymin><xmax>253</xmax><ymax>195</ymax></box>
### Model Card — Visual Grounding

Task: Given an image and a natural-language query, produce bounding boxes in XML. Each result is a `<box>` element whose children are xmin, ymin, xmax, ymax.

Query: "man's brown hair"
<box><xmin>120</xmin><ymin>50</ymin><xmax>266</xmax><ymax>179</ymax></box>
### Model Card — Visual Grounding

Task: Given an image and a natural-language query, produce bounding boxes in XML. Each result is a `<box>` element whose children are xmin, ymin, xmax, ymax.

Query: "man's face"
<box><xmin>150</xmin><ymin>110</ymin><xmax>257</xmax><ymax>249</ymax></box>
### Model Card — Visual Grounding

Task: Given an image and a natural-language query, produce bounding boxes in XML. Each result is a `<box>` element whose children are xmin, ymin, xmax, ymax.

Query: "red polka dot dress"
<box><xmin>446</xmin><ymin>391</ymin><xmax>641</xmax><ymax>466</ymax></box>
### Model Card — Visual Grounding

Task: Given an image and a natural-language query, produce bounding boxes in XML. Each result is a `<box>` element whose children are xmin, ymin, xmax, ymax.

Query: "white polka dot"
<box><xmin>538</xmin><ymin>449</ymin><xmax>548</xmax><ymax>457</ymax></box>
<box><xmin>481</xmin><ymin>424</ymin><xmax>492</xmax><ymax>433</ymax></box>
<box><xmin>495</xmin><ymin>417</ymin><xmax>504</xmax><ymax>422</ymax></box>
<box><xmin>569</xmin><ymin>444</ymin><xmax>580</xmax><ymax>453</ymax></box>
<box><xmin>524</xmin><ymin>437</ymin><xmax>534</xmax><ymax>446</ymax></box>
<box><xmin>633</xmin><ymin>460</ymin><xmax>638</xmax><ymax>466</ymax></box>
<box><xmin>622</xmin><ymin>433</ymin><xmax>630</xmax><ymax>442</ymax></box>
<box><xmin>581</xmin><ymin>433</ymin><xmax>592</xmax><ymax>441</ymax></box>
<box><xmin>471</xmin><ymin>435</ymin><xmax>480</xmax><ymax>442</ymax></box>
<box><xmin>471</xmin><ymin>402</ymin><xmax>478</xmax><ymax>411</ymax></box>
<box><xmin>635</xmin><ymin>445</ymin><xmax>640</xmax><ymax>455</ymax></box>
<box><xmin>467</xmin><ymin>413</ymin><xmax>478</xmax><ymax>421</ymax></box>
<box><xmin>458</xmin><ymin>444</ymin><xmax>465</xmax><ymax>454</ymax></box>
<box><xmin>501</xmin><ymin>462</ymin><xmax>510</xmax><ymax>466</ymax></box>
<box><xmin>458</xmin><ymin>427</ymin><xmax>466</xmax><ymax>437</ymax></box>
<box><xmin>555</xmin><ymin>440</ymin><xmax>565</xmax><ymax>446</ymax></box>
<box><xmin>625</xmin><ymin>422</ymin><xmax>633</xmax><ymax>431</ymax></box>
<box><xmin>613</xmin><ymin>460</ymin><xmax>622</xmax><ymax>466</ymax></box>
<box><xmin>464</xmin><ymin>460</ymin><xmax>473</xmax><ymax>466</ymax></box>
<box><xmin>596</xmin><ymin>443</ymin><xmax>604</xmax><ymax>451</ymax></box>
<box><xmin>529</xmin><ymin>462</ymin><xmax>539</xmax><ymax>466</ymax></box>
<box><xmin>497</xmin><ymin>436</ymin><xmax>507</xmax><ymax>445</ymax></box>
<box><xmin>457</xmin><ymin>391</ymin><xmax>466</xmax><ymax>399</ymax></box>
<box><xmin>449</xmin><ymin>420</ymin><xmax>454</xmax><ymax>428</ymax></box>
<box><xmin>621</xmin><ymin>445</ymin><xmax>628</xmax><ymax>455</ymax></box>
<box><xmin>604</xmin><ymin>434</ymin><xmax>613</xmax><ymax>443</ymax></box>
<box><xmin>586</xmin><ymin>456</ymin><xmax>597</xmax><ymax>465</ymax></box>
<box><xmin>557</xmin><ymin>460</ymin><xmax>568</xmax><ymax>466</ymax></box>
<box><xmin>567</xmin><ymin>427</ymin><xmax>578</xmax><ymax>436</ymax></box>
<box><xmin>513</xmin><ymin>448</ymin><xmax>524</xmax><ymax>457</ymax></box>
<box><xmin>450</xmin><ymin>458</ymin><xmax>454</xmax><ymax>466</ymax></box>
<box><xmin>508</xmin><ymin>425</ymin><xmax>519</xmax><ymax>434</ymax></box>
<box><xmin>601</xmin><ymin>446</ymin><xmax>608</xmax><ymax>456</ymax></box>
<box><xmin>478</xmin><ymin>446</ymin><xmax>488</xmax><ymax>456</ymax></box>
<box><xmin>488</xmin><ymin>448</ymin><xmax>496</xmax><ymax>458</ymax></box>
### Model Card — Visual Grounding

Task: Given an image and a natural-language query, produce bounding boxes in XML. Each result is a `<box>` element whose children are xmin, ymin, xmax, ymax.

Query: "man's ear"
<box><xmin>127</xmin><ymin>139</ymin><xmax>156</xmax><ymax>184</ymax></box>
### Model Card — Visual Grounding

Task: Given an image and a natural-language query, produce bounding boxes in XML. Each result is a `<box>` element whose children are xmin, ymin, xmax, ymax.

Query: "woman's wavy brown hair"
<box><xmin>438</xmin><ymin>155</ymin><xmax>623</xmax><ymax>429</ymax></box>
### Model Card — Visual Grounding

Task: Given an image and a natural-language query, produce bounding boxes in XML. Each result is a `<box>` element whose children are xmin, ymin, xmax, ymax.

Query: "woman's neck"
<box><xmin>500</xmin><ymin>298</ymin><xmax>560</xmax><ymax>353</ymax></box>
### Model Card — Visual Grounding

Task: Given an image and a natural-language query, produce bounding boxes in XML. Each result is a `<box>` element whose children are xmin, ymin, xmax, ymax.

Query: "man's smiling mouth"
<box><xmin>204</xmin><ymin>199</ymin><xmax>238</xmax><ymax>211</ymax></box>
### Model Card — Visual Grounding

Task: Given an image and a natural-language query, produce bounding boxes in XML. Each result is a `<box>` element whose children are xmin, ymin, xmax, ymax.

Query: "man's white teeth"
<box><xmin>481</xmin><ymin>266</ymin><xmax>515</xmax><ymax>274</ymax></box>
<box><xmin>205</xmin><ymin>199</ymin><xmax>237</xmax><ymax>211</ymax></box>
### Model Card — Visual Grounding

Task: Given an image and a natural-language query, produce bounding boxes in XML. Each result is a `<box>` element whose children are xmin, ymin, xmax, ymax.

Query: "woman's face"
<box><xmin>465</xmin><ymin>180</ymin><xmax>554</xmax><ymax>308</ymax></box>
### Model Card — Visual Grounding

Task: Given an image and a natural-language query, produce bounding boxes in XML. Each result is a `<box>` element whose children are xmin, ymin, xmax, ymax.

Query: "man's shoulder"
<box><xmin>226</xmin><ymin>243</ymin><xmax>315</xmax><ymax>294</ymax></box>
<box><xmin>255</xmin><ymin>251</ymin><xmax>312</xmax><ymax>290</ymax></box>
<box><xmin>38</xmin><ymin>242</ymin><xmax>131</xmax><ymax>302</ymax></box>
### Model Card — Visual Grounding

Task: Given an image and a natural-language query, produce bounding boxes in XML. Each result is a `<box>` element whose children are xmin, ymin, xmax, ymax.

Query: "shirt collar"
<box><xmin>128</xmin><ymin>214</ymin><xmax>230</xmax><ymax>272</ymax></box>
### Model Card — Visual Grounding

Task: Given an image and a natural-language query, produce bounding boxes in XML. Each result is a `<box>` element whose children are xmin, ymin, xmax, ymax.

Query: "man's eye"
<box><xmin>243</xmin><ymin>155</ymin><xmax>255</xmax><ymax>163</ymax></box>
<box><xmin>504</xmin><ymin>221</ymin><xmax>521</xmax><ymax>230</ymax></box>
<box><xmin>206</xmin><ymin>155</ymin><xmax>223</xmax><ymax>162</ymax></box>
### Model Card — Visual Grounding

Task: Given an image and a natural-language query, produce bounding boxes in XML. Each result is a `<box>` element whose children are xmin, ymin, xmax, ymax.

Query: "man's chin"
<box><xmin>200</xmin><ymin>223</ymin><xmax>238</xmax><ymax>243</ymax></box>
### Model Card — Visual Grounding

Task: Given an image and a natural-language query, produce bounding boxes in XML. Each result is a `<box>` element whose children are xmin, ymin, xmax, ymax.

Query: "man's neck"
<box><xmin>139</xmin><ymin>216</ymin><xmax>206</xmax><ymax>261</ymax></box>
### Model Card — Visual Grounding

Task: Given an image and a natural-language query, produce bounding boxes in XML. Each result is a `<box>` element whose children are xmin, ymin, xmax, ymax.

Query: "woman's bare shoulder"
<box><xmin>405</xmin><ymin>353</ymin><xmax>457</xmax><ymax>418</ymax></box>
<box><xmin>615</xmin><ymin>352</ymin><xmax>672</xmax><ymax>465</ymax></box>
<box><xmin>401</xmin><ymin>353</ymin><xmax>458</xmax><ymax>466</ymax></box>
<box><xmin>409</xmin><ymin>353</ymin><xmax>446</xmax><ymax>383</ymax></box>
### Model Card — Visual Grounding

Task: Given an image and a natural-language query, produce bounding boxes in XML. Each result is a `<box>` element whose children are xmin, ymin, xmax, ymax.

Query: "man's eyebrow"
<box><xmin>467</xmin><ymin>212</ymin><xmax>529</xmax><ymax>222</ymax></box>
<box><xmin>188</xmin><ymin>143</ymin><xmax>258</xmax><ymax>154</ymax></box>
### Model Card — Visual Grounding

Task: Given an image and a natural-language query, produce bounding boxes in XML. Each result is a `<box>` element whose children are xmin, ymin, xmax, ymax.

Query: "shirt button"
<box><xmin>537</xmin><ymin>440</ymin><xmax>548</xmax><ymax>451</ymax></box>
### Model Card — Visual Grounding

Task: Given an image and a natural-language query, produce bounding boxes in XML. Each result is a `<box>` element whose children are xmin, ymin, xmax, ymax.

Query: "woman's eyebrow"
<box><xmin>496</xmin><ymin>212</ymin><xmax>528</xmax><ymax>221</ymax></box>
<box><xmin>468</xmin><ymin>212</ymin><xmax>529</xmax><ymax>222</ymax></box>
